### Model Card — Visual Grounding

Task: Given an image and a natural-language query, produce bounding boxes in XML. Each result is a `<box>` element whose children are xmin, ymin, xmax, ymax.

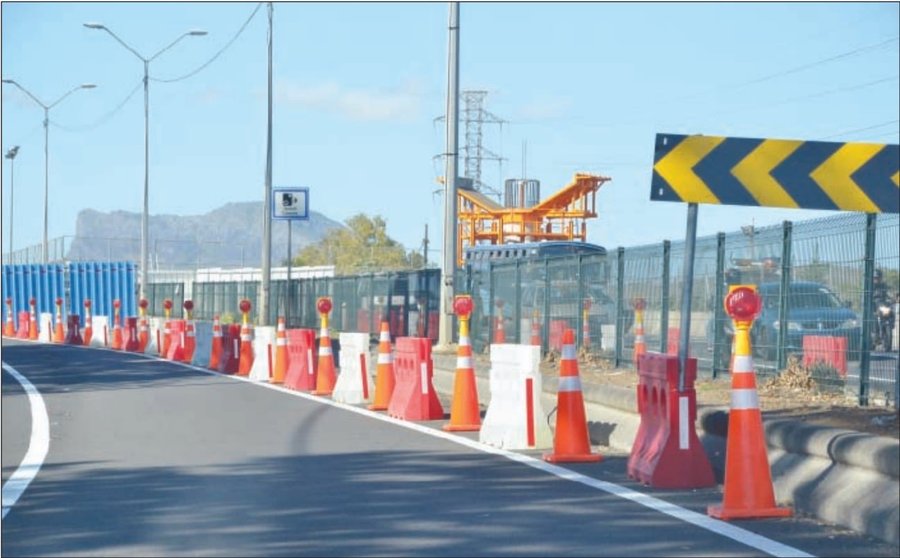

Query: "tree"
<box><xmin>293</xmin><ymin>213</ymin><xmax>424</xmax><ymax>274</ymax></box>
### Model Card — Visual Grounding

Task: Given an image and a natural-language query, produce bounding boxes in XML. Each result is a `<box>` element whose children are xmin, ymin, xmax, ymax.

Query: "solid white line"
<box><xmin>1</xmin><ymin>362</ymin><xmax>50</xmax><ymax>520</ymax></box>
<box><xmin>12</xmin><ymin>342</ymin><xmax>813</xmax><ymax>557</ymax></box>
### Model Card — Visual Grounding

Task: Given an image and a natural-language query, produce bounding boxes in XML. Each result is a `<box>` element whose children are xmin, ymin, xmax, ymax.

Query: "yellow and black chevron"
<box><xmin>651</xmin><ymin>133</ymin><xmax>899</xmax><ymax>213</ymax></box>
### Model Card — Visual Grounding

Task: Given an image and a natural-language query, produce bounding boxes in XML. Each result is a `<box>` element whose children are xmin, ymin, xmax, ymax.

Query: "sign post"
<box><xmin>273</xmin><ymin>187</ymin><xmax>310</xmax><ymax>326</ymax></box>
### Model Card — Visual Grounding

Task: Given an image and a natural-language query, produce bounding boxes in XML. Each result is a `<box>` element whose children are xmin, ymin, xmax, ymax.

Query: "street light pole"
<box><xmin>85</xmin><ymin>23</ymin><xmax>206</xmax><ymax>300</ymax></box>
<box><xmin>1</xmin><ymin>80</ymin><xmax>96</xmax><ymax>264</ymax></box>
<box><xmin>5</xmin><ymin>146</ymin><xmax>20</xmax><ymax>258</ymax></box>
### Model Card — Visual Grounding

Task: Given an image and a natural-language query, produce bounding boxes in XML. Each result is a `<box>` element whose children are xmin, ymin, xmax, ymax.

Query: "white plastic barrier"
<box><xmin>332</xmin><ymin>332</ymin><xmax>372</xmax><ymax>404</ymax></box>
<box><xmin>192</xmin><ymin>321</ymin><xmax>212</xmax><ymax>368</ymax></box>
<box><xmin>39</xmin><ymin>312</ymin><xmax>54</xmax><ymax>342</ymax></box>
<box><xmin>90</xmin><ymin>316</ymin><xmax>110</xmax><ymax>348</ymax></box>
<box><xmin>248</xmin><ymin>326</ymin><xmax>276</xmax><ymax>382</ymax></box>
<box><xmin>479</xmin><ymin>343</ymin><xmax>553</xmax><ymax>450</ymax></box>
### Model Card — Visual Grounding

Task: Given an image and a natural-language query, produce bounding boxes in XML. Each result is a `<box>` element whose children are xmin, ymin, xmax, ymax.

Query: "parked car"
<box><xmin>521</xmin><ymin>281</ymin><xmax>633</xmax><ymax>342</ymax></box>
<box><xmin>708</xmin><ymin>281</ymin><xmax>862</xmax><ymax>360</ymax></box>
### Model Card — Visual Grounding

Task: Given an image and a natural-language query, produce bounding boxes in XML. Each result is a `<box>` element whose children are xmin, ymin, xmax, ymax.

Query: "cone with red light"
<box><xmin>632</xmin><ymin>297</ymin><xmax>646</xmax><ymax>368</ymax></box>
<box><xmin>708</xmin><ymin>285</ymin><xmax>792</xmax><ymax>520</ymax></box>
<box><xmin>444</xmin><ymin>295</ymin><xmax>481</xmax><ymax>431</ymax></box>
<box><xmin>28</xmin><ymin>298</ymin><xmax>38</xmax><ymax>341</ymax></box>
<box><xmin>237</xmin><ymin>299</ymin><xmax>254</xmax><ymax>376</ymax></box>
<box><xmin>83</xmin><ymin>299</ymin><xmax>93</xmax><ymax>345</ymax></box>
<box><xmin>313</xmin><ymin>297</ymin><xmax>336</xmax><ymax>396</ymax></box>
<box><xmin>209</xmin><ymin>314</ymin><xmax>223</xmax><ymax>371</ymax></box>
<box><xmin>138</xmin><ymin>298</ymin><xmax>150</xmax><ymax>352</ymax></box>
<box><xmin>544</xmin><ymin>328</ymin><xmax>602</xmax><ymax>463</ymax></box>
<box><xmin>369</xmin><ymin>321</ymin><xmax>396</xmax><ymax>410</ymax></box>
<box><xmin>5</xmin><ymin>298</ymin><xmax>15</xmax><ymax>337</ymax></box>
<box><xmin>271</xmin><ymin>316</ymin><xmax>288</xmax><ymax>384</ymax></box>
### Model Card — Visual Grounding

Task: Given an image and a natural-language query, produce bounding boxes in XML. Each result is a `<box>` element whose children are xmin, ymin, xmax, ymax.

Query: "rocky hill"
<box><xmin>66</xmin><ymin>202</ymin><xmax>344</xmax><ymax>268</ymax></box>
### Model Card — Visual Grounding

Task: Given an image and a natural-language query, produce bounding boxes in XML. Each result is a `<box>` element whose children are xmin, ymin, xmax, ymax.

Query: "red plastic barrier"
<box><xmin>802</xmin><ymin>335</ymin><xmax>847</xmax><ymax>377</ymax></box>
<box><xmin>123</xmin><ymin>317</ymin><xmax>140</xmax><ymax>352</ymax></box>
<box><xmin>65</xmin><ymin>315</ymin><xmax>83</xmax><ymax>345</ymax></box>
<box><xmin>220</xmin><ymin>324</ymin><xmax>241</xmax><ymax>374</ymax></box>
<box><xmin>389</xmin><ymin>309</ymin><xmax>406</xmax><ymax>339</ymax></box>
<box><xmin>166</xmin><ymin>320</ymin><xmax>187</xmax><ymax>362</ymax></box>
<box><xmin>16</xmin><ymin>311</ymin><xmax>30</xmax><ymax>339</ymax></box>
<box><xmin>666</xmin><ymin>327</ymin><xmax>679</xmax><ymax>356</ymax></box>
<box><xmin>388</xmin><ymin>337</ymin><xmax>444</xmax><ymax>421</ymax></box>
<box><xmin>627</xmin><ymin>352</ymin><xmax>715</xmax><ymax>488</ymax></box>
<box><xmin>283</xmin><ymin>329</ymin><xmax>317</xmax><ymax>392</ymax></box>
<box><xmin>548</xmin><ymin>320</ymin><xmax>568</xmax><ymax>351</ymax></box>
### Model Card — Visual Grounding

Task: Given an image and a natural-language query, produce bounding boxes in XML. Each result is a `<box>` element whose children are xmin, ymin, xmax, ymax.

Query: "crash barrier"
<box><xmin>166</xmin><ymin>320</ymin><xmax>187</xmax><ymax>362</ymax></box>
<box><xmin>480</xmin><ymin>343</ymin><xmax>552</xmax><ymax>450</ymax></box>
<box><xmin>284</xmin><ymin>329</ymin><xmax>317</xmax><ymax>391</ymax></box>
<box><xmin>124</xmin><ymin>317</ymin><xmax>140</xmax><ymax>352</ymax></box>
<box><xmin>249</xmin><ymin>326</ymin><xmax>276</xmax><ymax>382</ymax></box>
<box><xmin>220</xmin><ymin>324</ymin><xmax>241</xmax><ymax>374</ymax></box>
<box><xmin>388</xmin><ymin>337</ymin><xmax>444</xmax><ymax>421</ymax></box>
<box><xmin>332</xmin><ymin>332</ymin><xmax>372</xmax><ymax>404</ymax></box>
<box><xmin>65</xmin><ymin>315</ymin><xmax>83</xmax><ymax>345</ymax></box>
<box><xmin>802</xmin><ymin>335</ymin><xmax>847</xmax><ymax>377</ymax></box>
<box><xmin>627</xmin><ymin>352</ymin><xmax>714</xmax><ymax>488</ymax></box>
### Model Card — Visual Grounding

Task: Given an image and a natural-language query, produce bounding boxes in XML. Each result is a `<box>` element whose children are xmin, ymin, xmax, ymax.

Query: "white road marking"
<box><xmin>2</xmin><ymin>362</ymin><xmax>50</xmax><ymax>520</ymax></box>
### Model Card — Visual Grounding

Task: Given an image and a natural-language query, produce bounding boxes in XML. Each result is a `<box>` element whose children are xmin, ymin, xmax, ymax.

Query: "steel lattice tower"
<box><xmin>460</xmin><ymin>91</ymin><xmax>505</xmax><ymax>199</ymax></box>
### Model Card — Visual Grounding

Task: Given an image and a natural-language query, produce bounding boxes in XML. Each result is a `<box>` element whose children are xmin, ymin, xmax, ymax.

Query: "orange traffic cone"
<box><xmin>237</xmin><ymin>299</ymin><xmax>254</xmax><ymax>376</ymax></box>
<box><xmin>183</xmin><ymin>300</ymin><xmax>196</xmax><ymax>363</ymax></box>
<box><xmin>313</xmin><ymin>297</ymin><xmax>336</xmax><ymax>396</ymax></box>
<box><xmin>209</xmin><ymin>314</ymin><xmax>223</xmax><ymax>371</ymax></box>
<box><xmin>28</xmin><ymin>298</ymin><xmax>38</xmax><ymax>341</ymax></box>
<box><xmin>111</xmin><ymin>300</ymin><xmax>123</xmax><ymax>350</ymax></box>
<box><xmin>271</xmin><ymin>316</ymin><xmax>288</xmax><ymax>384</ymax></box>
<box><xmin>544</xmin><ymin>328</ymin><xmax>602</xmax><ymax>463</ymax></box>
<box><xmin>5</xmin><ymin>298</ymin><xmax>15</xmax><ymax>337</ymax></box>
<box><xmin>161</xmin><ymin>299</ymin><xmax>173</xmax><ymax>357</ymax></box>
<box><xmin>137</xmin><ymin>298</ymin><xmax>150</xmax><ymax>352</ymax></box>
<box><xmin>708</xmin><ymin>286</ymin><xmax>792</xmax><ymax>520</ymax></box>
<box><xmin>444</xmin><ymin>296</ymin><xmax>481</xmax><ymax>431</ymax></box>
<box><xmin>632</xmin><ymin>298</ymin><xmax>646</xmax><ymax>368</ymax></box>
<box><xmin>83</xmin><ymin>299</ymin><xmax>93</xmax><ymax>346</ymax></box>
<box><xmin>53</xmin><ymin>297</ymin><xmax>65</xmax><ymax>343</ymax></box>
<box><xmin>369</xmin><ymin>321</ymin><xmax>396</xmax><ymax>410</ymax></box>
<box><xmin>494</xmin><ymin>301</ymin><xmax>506</xmax><ymax>343</ymax></box>
<box><xmin>581</xmin><ymin>300</ymin><xmax>591</xmax><ymax>349</ymax></box>
<box><xmin>530</xmin><ymin>309</ymin><xmax>542</xmax><ymax>346</ymax></box>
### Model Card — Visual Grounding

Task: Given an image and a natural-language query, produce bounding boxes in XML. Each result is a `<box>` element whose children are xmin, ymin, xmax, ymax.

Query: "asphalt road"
<box><xmin>2</xmin><ymin>339</ymin><xmax>898</xmax><ymax>557</ymax></box>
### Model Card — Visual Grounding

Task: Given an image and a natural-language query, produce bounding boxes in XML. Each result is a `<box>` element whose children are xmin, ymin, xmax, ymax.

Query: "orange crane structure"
<box><xmin>454</xmin><ymin>172</ymin><xmax>612</xmax><ymax>265</ymax></box>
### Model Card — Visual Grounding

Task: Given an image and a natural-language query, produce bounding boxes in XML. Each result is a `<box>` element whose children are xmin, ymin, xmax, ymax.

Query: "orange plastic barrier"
<box><xmin>388</xmin><ymin>337</ymin><xmax>444</xmax><ymax>421</ymax></box>
<box><xmin>209</xmin><ymin>315</ymin><xmax>223</xmax><ymax>371</ymax></box>
<box><xmin>4</xmin><ymin>298</ymin><xmax>14</xmax><ymax>337</ymax></box>
<box><xmin>166</xmin><ymin>320</ymin><xmax>187</xmax><ymax>362</ymax></box>
<box><xmin>16</xmin><ymin>311</ymin><xmax>30</xmax><ymax>339</ymax></box>
<box><xmin>283</xmin><ymin>329</ymin><xmax>317</xmax><ymax>391</ymax></box>
<box><xmin>802</xmin><ymin>335</ymin><xmax>847</xmax><ymax>377</ymax></box>
<box><xmin>627</xmin><ymin>352</ymin><xmax>714</xmax><ymax>488</ymax></box>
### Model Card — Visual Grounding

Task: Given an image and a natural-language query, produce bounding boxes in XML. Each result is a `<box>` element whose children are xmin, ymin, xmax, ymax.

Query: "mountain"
<box><xmin>66</xmin><ymin>202</ymin><xmax>345</xmax><ymax>268</ymax></box>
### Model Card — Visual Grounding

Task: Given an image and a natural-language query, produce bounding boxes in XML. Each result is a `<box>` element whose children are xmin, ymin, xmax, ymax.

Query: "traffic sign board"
<box><xmin>651</xmin><ymin>134</ymin><xmax>899</xmax><ymax>213</ymax></box>
<box><xmin>273</xmin><ymin>187</ymin><xmax>309</xmax><ymax>220</ymax></box>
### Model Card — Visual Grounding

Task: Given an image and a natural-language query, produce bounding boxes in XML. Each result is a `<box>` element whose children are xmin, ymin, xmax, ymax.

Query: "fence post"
<box><xmin>712</xmin><ymin>232</ymin><xmax>726</xmax><ymax>378</ymax></box>
<box><xmin>488</xmin><ymin>261</ymin><xmax>495</xmax><ymax>349</ymax></box>
<box><xmin>660</xmin><ymin>240</ymin><xmax>671</xmax><ymax>353</ymax></box>
<box><xmin>514</xmin><ymin>259</ymin><xmax>522</xmax><ymax>344</ymax></box>
<box><xmin>615</xmin><ymin>246</ymin><xmax>625</xmax><ymax>368</ymax></box>
<box><xmin>776</xmin><ymin>220</ymin><xmax>793</xmax><ymax>371</ymax></box>
<box><xmin>543</xmin><ymin>258</ymin><xmax>550</xmax><ymax>355</ymax></box>
<box><xmin>577</xmin><ymin>254</ymin><xmax>585</xmax><ymax>348</ymax></box>
<box><xmin>859</xmin><ymin>213</ymin><xmax>877</xmax><ymax>406</ymax></box>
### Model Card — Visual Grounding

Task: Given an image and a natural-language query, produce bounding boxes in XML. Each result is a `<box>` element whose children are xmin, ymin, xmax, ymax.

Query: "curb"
<box><xmin>431</xmin><ymin>351</ymin><xmax>900</xmax><ymax>546</ymax></box>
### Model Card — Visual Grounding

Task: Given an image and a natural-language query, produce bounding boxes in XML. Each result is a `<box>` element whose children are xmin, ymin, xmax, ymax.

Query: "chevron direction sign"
<box><xmin>651</xmin><ymin>133</ymin><xmax>899</xmax><ymax>213</ymax></box>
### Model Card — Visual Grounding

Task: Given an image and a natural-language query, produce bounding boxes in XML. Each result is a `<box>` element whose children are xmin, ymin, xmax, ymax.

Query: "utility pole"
<box><xmin>260</xmin><ymin>1</ymin><xmax>274</xmax><ymax>326</ymax></box>
<box><xmin>437</xmin><ymin>2</ymin><xmax>460</xmax><ymax>349</ymax></box>
<box><xmin>423</xmin><ymin>223</ymin><xmax>429</xmax><ymax>268</ymax></box>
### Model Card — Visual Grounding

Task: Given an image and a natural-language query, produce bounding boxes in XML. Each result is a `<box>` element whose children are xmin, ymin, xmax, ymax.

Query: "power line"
<box><xmin>818</xmin><ymin>119</ymin><xmax>900</xmax><ymax>140</ymax></box>
<box><xmin>151</xmin><ymin>2</ymin><xmax>263</xmax><ymax>84</ymax></box>
<box><xmin>49</xmin><ymin>79</ymin><xmax>143</xmax><ymax>132</ymax></box>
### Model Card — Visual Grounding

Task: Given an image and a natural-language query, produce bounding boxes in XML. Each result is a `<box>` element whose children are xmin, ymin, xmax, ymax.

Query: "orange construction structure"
<box><xmin>455</xmin><ymin>172</ymin><xmax>611</xmax><ymax>265</ymax></box>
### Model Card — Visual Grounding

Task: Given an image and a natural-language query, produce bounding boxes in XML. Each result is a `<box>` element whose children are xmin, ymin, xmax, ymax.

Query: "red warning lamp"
<box><xmin>316</xmin><ymin>297</ymin><xmax>332</xmax><ymax>315</ymax></box>
<box><xmin>583</xmin><ymin>298</ymin><xmax>592</xmax><ymax>311</ymax></box>
<box><xmin>163</xmin><ymin>299</ymin><xmax>173</xmax><ymax>311</ymax></box>
<box><xmin>453</xmin><ymin>295</ymin><xmax>473</xmax><ymax>318</ymax></box>
<box><xmin>29</xmin><ymin>297</ymin><xmax>36</xmax><ymax>306</ymax></box>
<box><xmin>632</xmin><ymin>297</ymin><xmax>646</xmax><ymax>311</ymax></box>
<box><xmin>84</xmin><ymin>299</ymin><xmax>92</xmax><ymax>309</ymax></box>
<box><xmin>139</xmin><ymin>298</ymin><xmax>149</xmax><ymax>309</ymax></box>
<box><xmin>113</xmin><ymin>299</ymin><xmax>121</xmax><ymax>309</ymax></box>
<box><xmin>183</xmin><ymin>300</ymin><xmax>194</xmax><ymax>312</ymax></box>
<box><xmin>724</xmin><ymin>286</ymin><xmax>761</xmax><ymax>322</ymax></box>
<box><xmin>5</xmin><ymin>297</ymin><xmax>11</xmax><ymax>305</ymax></box>
<box><xmin>55</xmin><ymin>297</ymin><xmax>63</xmax><ymax>306</ymax></box>
<box><xmin>239</xmin><ymin>299</ymin><xmax>252</xmax><ymax>314</ymax></box>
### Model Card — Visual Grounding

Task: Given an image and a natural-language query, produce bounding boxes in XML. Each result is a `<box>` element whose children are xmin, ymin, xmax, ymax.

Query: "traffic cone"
<box><xmin>209</xmin><ymin>315</ymin><xmax>223</xmax><ymax>371</ymax></box>
<box><xmin>444</xmin><ymin>309</ymin><xmax>481</xmax><ymax>431</ymax></box>
<box><xmin>494</xmin><ymin>302</ymin><xmax>506</xmax><ymax>343</ymax></box>
<box><xmin>161</xmin><ymin>299</ymin><xmax>173</xmax><ymax>357</ymax></box>
<box><xmin>369</xmin><ymin>321</ymin><xmax>396</xmax><ymax>410</ymax></box>
<box><xmin>581</xmin><ymin>300</ymin><xmax>591</xmax><ymax>349</ymax></box>
<box><xmin>530</xmin><ymin>309</ymin><xmax>542</xmax><ymax>346</ymax></box>
<box><xmin>271</xmin><ymin>316</ymin><xmax>288</xmax><ymax>384</ymax></box>
<box><xmin>237</xmin><ymin>299</ymin><xmax>254</xmax><ymax>376</ymax></box>
<box><xmin>53</xmin><ymin>298</ymin><xmax>65</xmax><ymax>343</ymax></box>
<box><xmin>708</xmin><ymin>287</ymin><xmax>792</xmax><ymax>520</ymax></box>
<box><xmin>543</xmin><ymin>328</ymin><xmax>602</xmax><ymax>463</ymax></box>
<box><xmin>111</xmin><ymin>300</ymin><xmax>123</xmax><ymax>350</ymax></box>
<box><xmin>28</xmin><ymin>299</ymin><xmax>38</xmax><ymax>341</ymax></box>
<box><xmin>313</xmin><ymin>297</ymin><xmax>336</xmax><ymax>396</ymax></box>
<box><xmin>5</xmin><ymin>298</ymin><xmax>15</xmax><ymax>337</ymax></box>
<box><xmin>633</xmin><ymin>300</ymin><xmax>646</xmax><ymax>368</ymax></box>
<box><xmin>137</xmin><ymin>298</ymin><xmax>150</xmax><ymax>352</ymax></box>
<box><xmin>83</xmin><ymin>299</ymin><xmax>93</xmax><ymax>346</ymax></box>
<box><xmin>183</xmin><ymin>300</ymin><xmax>196</xmax><ymax>363</ymax></box>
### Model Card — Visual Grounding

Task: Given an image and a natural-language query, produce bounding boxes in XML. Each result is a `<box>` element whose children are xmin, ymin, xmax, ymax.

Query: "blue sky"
<box><xmin>2</xmin><ymin>1</ymin><xmax>898</xmax><ymax>263</ymax></box>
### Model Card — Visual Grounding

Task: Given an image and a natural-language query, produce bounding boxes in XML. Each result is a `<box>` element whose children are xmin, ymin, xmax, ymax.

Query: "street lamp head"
<box><xmin>2</xmin><ymin>79</ymin><xmax>15</xmax><ymax>84</ymax></box>
<box><xmin>83</xmin><ymin>22</ymin><xmax>105</xmax><ymax>29</ymax></box>
<box><xmin>188</xmin><ymin>29</ymin><xmax>207</xmax><ymax>36</ymax></box>
<box><xmin>5</xmin><ymin>146</ymin><xmax>19</xmax><ymax>159</ymax></box>
<box><xmin>81</xmin><ymin>84</ymin><xmax>97</xmax><ymax>89</ymax></box>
